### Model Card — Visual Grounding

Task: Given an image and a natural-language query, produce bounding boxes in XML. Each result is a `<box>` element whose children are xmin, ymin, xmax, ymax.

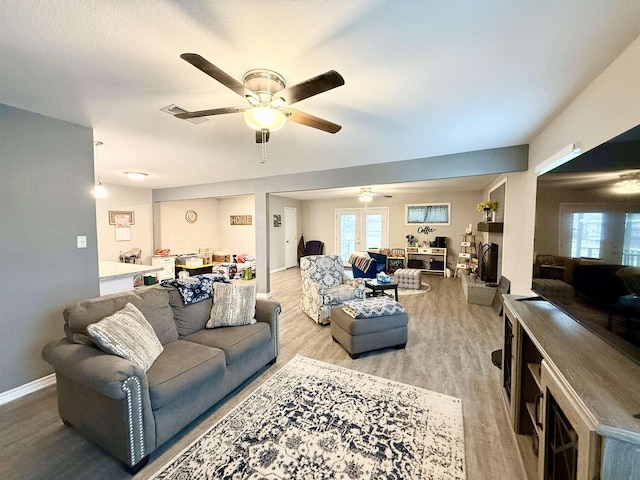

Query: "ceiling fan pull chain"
<box><xmin>261</xmin><ymin>129</ymin><xmax>268</xmax><ymax>164</ymax></box>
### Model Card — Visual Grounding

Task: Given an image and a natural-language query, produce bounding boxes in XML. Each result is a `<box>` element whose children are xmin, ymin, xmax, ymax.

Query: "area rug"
<box><xmin>151</xmin><ymin>355</ymin><xmax>465</xmax><ymax>480</ymax></box>
<box><xmin>397</xmin><ymin>282</ymin><xmax>432</xmax><ymax>296</ymax></box>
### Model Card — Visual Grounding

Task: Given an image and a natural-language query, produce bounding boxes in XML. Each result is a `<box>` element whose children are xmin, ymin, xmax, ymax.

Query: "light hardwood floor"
<box><xmin>0</xmin><ymin>269</ymin><xmax>527</xmax><ymax>480</ymax></box>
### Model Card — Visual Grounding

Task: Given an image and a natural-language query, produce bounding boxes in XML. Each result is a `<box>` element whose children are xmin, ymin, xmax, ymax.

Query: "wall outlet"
<box><xmin>77</xmin><ymin>236</ymin><xmax>87</xmax><ymax>248</ymax></box>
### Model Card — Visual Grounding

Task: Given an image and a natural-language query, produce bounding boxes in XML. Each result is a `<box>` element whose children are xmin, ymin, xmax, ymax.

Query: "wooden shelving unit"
<box><xmin>477</xmin><ymin>221</ymin><xmax>503</xmax><ymax>233</ymax></box>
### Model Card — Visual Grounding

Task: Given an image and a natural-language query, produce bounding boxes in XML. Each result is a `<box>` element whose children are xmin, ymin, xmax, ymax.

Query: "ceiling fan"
<box><xmin>356</xmin><ymin>187</ymin><xmax>392</xmax><ymax>202</ymax></box>
<box><xmin>174</xmin><ymin>53</ymin><xmax>345</xmax><ymax>143</ymax></box>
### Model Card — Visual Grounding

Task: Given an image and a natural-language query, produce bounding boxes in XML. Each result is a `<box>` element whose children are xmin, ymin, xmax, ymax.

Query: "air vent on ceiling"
<box><xmin>161</xmin><ymin>104</ymin><xmax>209</xmax><ymax>124</ymax></box>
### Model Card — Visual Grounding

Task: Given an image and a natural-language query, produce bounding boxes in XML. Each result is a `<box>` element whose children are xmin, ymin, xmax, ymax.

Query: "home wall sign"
<box><xmin>230</xmin><ymin>215</ymin><xmax>252</xmax><ymax>226</ymax></box>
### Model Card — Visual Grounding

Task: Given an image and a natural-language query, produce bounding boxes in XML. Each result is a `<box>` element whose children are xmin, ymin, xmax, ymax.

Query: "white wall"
<box><xmin>503</xmin><ymin>34</ymin><xmax>640</xmax><ymax>294</ymax></box>
<box><xmin>269</xmin><ymin>195</ymin><xmax>303</xmax><ymax>271</ymax></box>
<box><xmin>95</xmin><ymin>185</ymin><xmax>153</xmax><ymax>264</ymax></box>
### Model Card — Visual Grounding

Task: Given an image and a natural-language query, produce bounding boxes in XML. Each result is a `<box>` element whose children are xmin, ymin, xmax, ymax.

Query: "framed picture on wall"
<box><xmin>273</xmin><ymin>214</ymin><xmax>282</xmax><ymax>227</ymax></box>
<box><xmin>405</xmin><ymin>203</ymin><xmax>450</xmax><ymax>225</ymax></box>
<box><xmin>109</xmin><ymin>211</ymin><xmax>135</xmax><ymax>225</ymax></box>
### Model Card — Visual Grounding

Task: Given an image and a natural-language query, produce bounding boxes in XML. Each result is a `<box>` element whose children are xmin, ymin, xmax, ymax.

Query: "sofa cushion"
<box><xmin>64</xmin><ymin>286</ymin><xmax>178</xmax><ymax>346</ymax></box>
<box><xmin>183</xmin><ymin>323</ymin><xmax>271</xmax><ymax>365</ymax></box>
<box><xmin>165</xmin><ymin>286</ymin><xmax>213</xmax><ymax>337</ymax></box>
<box><xmin>206</xmin><ymin>282</ymin><xmax>257</xmax><ymax>328</ymax></box>
<box><xmin>87</xmin><ymin>303</ymin><xmax>163</xmax><ymax>371</ymax></box>
<box><xmin>146</xmin><ymin>340</ymin><xmax>226</xmax><ymax>409</ymax></box>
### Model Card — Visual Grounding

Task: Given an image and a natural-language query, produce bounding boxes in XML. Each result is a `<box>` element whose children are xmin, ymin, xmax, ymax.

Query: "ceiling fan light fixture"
<box><xmin>615</xmin><ymin>173</ymin><xmax>640</xmax><ymax>194</ymax></box>
<box><xmin>359</xmin><ymin>187</ymin><xmax>374</xmax><ymax>202</ymax></box>
<box><xmin>244</xmin><ymin>106</ymin><xmax>286</xmax><ymax>132</ymax></box>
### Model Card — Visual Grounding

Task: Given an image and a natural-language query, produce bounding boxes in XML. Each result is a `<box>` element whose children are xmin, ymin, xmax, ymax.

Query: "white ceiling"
<box><xmin>2</xmin><ymin>1</ymin><xmax>640</xmax><ymax>190</ymax></box>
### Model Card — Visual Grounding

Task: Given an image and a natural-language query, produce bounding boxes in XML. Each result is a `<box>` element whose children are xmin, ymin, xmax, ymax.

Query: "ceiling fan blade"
<box><xmin>174</xmin><ymin>107</ymin><xmax>248</xmax><ymax>119</ymax></box>
<box><xmin>256</xmin><ymin>130</ymin><xmax>270</xmax><ymax>143</ymax></box>
<box><xmin>180</xmin><ymin>53</ymin><xmax>259</xmax><ymax>102</ymax></box>
<box><xmin>273</xmin><ymin>70</ymin><xmax>344</xmax><ymax>106</ymax></box>
<box><xmin>283</xmin><ymin>109</ymin><xmax>342</xmax><ymax>134</ymax></box>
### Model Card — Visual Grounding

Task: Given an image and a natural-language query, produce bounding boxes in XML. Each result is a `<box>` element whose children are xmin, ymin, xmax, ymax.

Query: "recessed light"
<box><xmin>124</xmin><ymin>171</ymin><xmax>148</xmax><ymax>181</ymax></box>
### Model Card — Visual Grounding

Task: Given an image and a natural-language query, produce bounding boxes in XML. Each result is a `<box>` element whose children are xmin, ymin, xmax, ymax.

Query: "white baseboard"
<box><xmin>0</xmin><ymin>373</ymin><xmax>56</xmax><ymax>406</ymax></box>
<box><xmin>270</xmin><ymin>266</ymin><xmax>287</xmax><ymax>274</ymax></box>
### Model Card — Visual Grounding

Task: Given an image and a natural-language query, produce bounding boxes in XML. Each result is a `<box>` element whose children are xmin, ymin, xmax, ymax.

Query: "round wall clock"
<box><xmin>185</xmin><ymin>210</ymin><xmax>198</xmax><ymax>223</ymax></box>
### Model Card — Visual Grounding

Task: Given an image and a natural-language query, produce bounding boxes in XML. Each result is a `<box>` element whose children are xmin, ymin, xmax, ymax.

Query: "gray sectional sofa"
<box><xmin>41</xmin><ymin>283</ymin><xmax>280</xmax><ymax>473</ymax></box>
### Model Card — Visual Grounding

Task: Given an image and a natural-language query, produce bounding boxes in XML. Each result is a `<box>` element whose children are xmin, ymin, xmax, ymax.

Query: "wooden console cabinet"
<box><xmin>502</xmin><ymin>295</ymin><xmax>640</xmax><ymax>479</ymax></box>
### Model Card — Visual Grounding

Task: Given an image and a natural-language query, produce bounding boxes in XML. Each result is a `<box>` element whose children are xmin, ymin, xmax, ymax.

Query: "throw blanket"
<box><xmin>349</xmin><ymin>254</ymin><xmax>374</xmax><ymax>272</ymax></box>
<box><xmin>342</xmin><ymin>297</ymin><xmax>405</xmax><ymax>318</ymax></box>
<box><xmin>162</xmin><ymin>274</ymin><xmax>230</xmax><ymax>305</ymax></box>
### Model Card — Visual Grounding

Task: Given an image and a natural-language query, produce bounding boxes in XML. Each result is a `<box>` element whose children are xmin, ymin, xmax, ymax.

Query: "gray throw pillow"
<box><xmin>87</xmin><ymin>302</ymin><xmax>163</xmax><ymax>371</ymax></box>
<box><xmin>206</xmin><ymin>282</ymin><xmax>257</xmax><ymax>328</ymax></box>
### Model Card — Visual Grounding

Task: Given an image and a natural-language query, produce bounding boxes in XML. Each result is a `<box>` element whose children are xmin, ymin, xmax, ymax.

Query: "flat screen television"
<box><xmin>532</xmin><ymin>123</ymin><xmax>640</xmax><ymax>365</ymax></box>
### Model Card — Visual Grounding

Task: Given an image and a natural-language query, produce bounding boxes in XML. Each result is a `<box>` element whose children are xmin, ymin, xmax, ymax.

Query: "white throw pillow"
<box><xmin>87</xmin><ymin>302</ymin><xmax>163</xmax><ymax>371</ymax></box>
<box><xmin>206</xmin><ymin>282</ymin><xmax>257</xmax><ymax>328</ymax></box>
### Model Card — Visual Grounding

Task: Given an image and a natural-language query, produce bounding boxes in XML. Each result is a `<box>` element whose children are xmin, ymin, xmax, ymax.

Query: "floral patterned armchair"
<box><xmin>300</xmin><ymin>255</ymin><xmax>366</xmax><ymax>325</ymax></box>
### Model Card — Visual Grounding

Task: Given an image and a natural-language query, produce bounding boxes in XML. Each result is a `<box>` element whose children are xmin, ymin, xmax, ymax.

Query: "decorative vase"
<box><xmin>483</xmin><ymin>208</ymin><xmax>491</xmax><ymax>222</ymax></box>
<box><xmin>491</xmin><ymin>210</ymin><xmax>496</xmax><ymax>222</ymax></box>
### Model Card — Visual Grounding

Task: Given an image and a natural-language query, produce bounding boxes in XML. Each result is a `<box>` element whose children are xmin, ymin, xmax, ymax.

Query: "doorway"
<box><xmin>284</xmin><ymin>207</ymin><xmax>298</xmax><ymax>268</ymax></box>
<box><xmin>335</xmin><ymin>207</ymin><xmax>389</xmax><ymax>263</ymax></box>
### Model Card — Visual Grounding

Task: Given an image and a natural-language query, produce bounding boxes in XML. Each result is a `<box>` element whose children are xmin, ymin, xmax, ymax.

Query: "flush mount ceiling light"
<box><xmin>615</xmin><ymin>173</ymin><xmax>640</xmax><ymax>194</ymax></box>
<box><xmin>124</xmin><ymin>171</ymin><xmax>148</xmax><ymax>181</ymax></box>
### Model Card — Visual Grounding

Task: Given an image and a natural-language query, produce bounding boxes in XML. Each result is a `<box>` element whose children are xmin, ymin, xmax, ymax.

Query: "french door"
<box><xmin>335</xmin><ymin>208</ymin><xmax>389</xmax><ymax>263</ymax></box>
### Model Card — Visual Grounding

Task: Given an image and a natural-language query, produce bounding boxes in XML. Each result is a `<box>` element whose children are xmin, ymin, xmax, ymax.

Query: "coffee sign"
<box><xmin>230</xmin><ymin>215</ymin><xmax>252</xmax><ymax>226</ymax></box>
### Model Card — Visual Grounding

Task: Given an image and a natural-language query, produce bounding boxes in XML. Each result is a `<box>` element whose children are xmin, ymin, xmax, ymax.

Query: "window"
<box><xmin>405</xmin><ymin>203</ymin><xmax>451</xmax><ymax>225</ymax></box>
<box><xmin>570</xmin><ymin>212</ymin><xmax>604</xmax><ymax>259</ymax></box>
<box><xmin>623</xmin><ymin>212</ymin><xmax>640</xmax><ymax>266</ymax></box>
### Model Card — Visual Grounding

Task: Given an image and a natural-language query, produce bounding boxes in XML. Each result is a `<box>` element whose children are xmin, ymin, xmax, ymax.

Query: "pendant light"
<box><xmin>93</xmin><ymin>141</ymin><xmax>107</xmax><ymax>198</ymax></box>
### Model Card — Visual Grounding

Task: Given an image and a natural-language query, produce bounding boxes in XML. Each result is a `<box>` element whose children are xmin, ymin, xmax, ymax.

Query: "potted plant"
<box><xmin>476</xmin><ymin>201</ymin><xmax>498</xmax><ymax>222</ymax></box>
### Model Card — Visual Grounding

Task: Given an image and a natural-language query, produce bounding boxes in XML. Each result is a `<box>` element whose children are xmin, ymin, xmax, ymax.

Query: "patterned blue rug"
<box><xmin>151</xmin><ymin>355</ymin><xmax>466</xmax><ymax>479</ymax></box>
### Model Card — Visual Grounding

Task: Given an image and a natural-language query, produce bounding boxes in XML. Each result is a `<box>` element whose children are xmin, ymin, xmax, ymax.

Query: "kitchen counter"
<box><xmin>98</xmin><ymin>261</ymin><xmax>163</xmax><ymax>295</ymax></box>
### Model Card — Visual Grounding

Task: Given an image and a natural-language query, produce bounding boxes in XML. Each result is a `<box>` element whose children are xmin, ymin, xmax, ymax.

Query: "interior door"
<box><xmin>335</xmin><ymin>207</ymin><xmax>388</xmax><ymax>263</ymax></box>
<box><xmin>284</xmin><ymin>207</ymin><xmax>297</xmax><ymax>268</ymax></box>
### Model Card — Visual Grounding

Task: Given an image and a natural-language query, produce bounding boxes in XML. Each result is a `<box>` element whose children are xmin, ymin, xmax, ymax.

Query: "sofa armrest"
<box><xmin>42</xmin><ymin>338</ymin><xmax>154</xmax><ymax>468</ymax></box>
<box><xmin>255</xmin><ymin>298</ymin><xmax>281</xmax><ymax>356</ymax></box>
<box><xmin>343</xmin><ymin>275</ymin><xmax>365</xmax><ymax>291</ymax></box>
<box><xmin>42</xmin><ymin>338</ymin><xmax>147</xmax><ymax>399</ymax></box>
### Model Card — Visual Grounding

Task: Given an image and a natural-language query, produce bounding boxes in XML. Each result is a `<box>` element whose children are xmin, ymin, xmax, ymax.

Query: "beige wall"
<box><xmin>95</xmin><ymin>184</ymin><xmax>154</xmax><ymax>264</ymax></box>
<box><xmin>155</xmin><ymin>197</ymin><xmax>220</xmax><ymax>255</ymax></box>
<box><xmin>154</xmin><ymin>195</ymin><xmax>256</xmax><ymax>259</ymax></box>
<box><xmin>215</xmin><ymin>196</ymin><xmax>256</xmax><ymax>257</ymax></box>
<box><xmin>503</xmin><ymin>34</ymin><xmax>640</xmax><ymax>294</ymax></box>
<box><xmin>301</xmin><ymin>188</ymin><xmax>485</xmax><ymax>267</ymax></box>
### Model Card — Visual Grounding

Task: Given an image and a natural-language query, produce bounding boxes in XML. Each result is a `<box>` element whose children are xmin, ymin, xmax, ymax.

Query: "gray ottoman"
<box><xmin>331</xmin><ymin>300</ymin><xmax>409</xmax><ymax>359</ymax></box>
<box><xmin>394</xmin><ymin>268</ymin><xmax>422</xmax><ymax>289</ymax></box>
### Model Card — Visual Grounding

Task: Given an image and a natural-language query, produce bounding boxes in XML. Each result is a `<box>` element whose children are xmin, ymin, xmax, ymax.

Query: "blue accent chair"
<box><xmin>351</xmin><ymin>252</ymin><xmax>388</xmax><ymax>278</ymax></box>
